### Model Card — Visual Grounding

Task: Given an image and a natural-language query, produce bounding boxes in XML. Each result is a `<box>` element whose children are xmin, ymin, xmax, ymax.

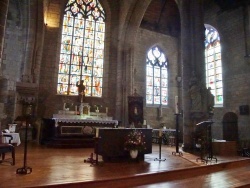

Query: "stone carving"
<box><xmin>189</xmin><ymin>72</ymin><xmax>202</xmax><ymax>112</ymax></box>
<box><xmin>206</xmin><ymin>87</ymin><xmax>215</xmax><ymax>113</ymax></box>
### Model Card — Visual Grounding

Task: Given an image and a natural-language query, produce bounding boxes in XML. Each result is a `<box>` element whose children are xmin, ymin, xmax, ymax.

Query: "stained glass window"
<box><xmin>146</xmin><ymin>46</ymin><xmax>168</xmax><ymax>106</ymax></box>
<box><xmin>205</xmin><ymin>24</ymin><xmax>223</xmax><ymax>105</ymax></box>
<box><xmin>57</xmin><ymin>0</ymin><xmax>105</xmax><ymax>97</ymax></box>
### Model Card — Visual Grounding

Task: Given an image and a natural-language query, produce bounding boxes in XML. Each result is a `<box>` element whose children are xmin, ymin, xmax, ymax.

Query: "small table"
<box><xmin>2</xmin><ymin>133</ymin><xmax>21</xmax><ymax>146</ymax></box>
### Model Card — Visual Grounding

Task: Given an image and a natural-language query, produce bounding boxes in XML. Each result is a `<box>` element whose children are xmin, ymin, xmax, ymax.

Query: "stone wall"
<box><xmin>134</xmin><ymin>28</ymin><xmax>179</xmax><ymax>129</ymax></box>
<box><xmin>204</xmin><ymin>2</ymin><xmax>250</xmax><ymax>141</ymax></box>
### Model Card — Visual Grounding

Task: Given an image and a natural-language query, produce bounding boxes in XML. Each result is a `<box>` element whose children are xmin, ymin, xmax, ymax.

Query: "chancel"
<box><xmin>1</xmin><ymin>0</ymin><xmax>250</xmax><ymax>187</ymax></box>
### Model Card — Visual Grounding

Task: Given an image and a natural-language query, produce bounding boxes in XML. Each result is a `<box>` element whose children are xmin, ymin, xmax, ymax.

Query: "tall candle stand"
<box><xmin>16</xmin><ymin>116</ymin><xmax>32</xmax><ymax>174</ymax></box>
<box><xmin>172</xmin><ymin>113</ymin><xmax>183</xmax><ymax>156</ymax></box>
<box><xmin>84</xmin><ymin>137</ymin><xmax>100</xmax><ymax>166</ymax></box>
<box><xmin>154</xmin><ymin>133</ymin><xmax>166</xmax><ymax>161</ymax></box>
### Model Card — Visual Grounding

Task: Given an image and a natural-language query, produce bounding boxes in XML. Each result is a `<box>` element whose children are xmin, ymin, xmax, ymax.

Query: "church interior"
<box><xmin>1</xmin><ymin>0</ymin><xmax>250</xmax><ymax>187</ymax></box>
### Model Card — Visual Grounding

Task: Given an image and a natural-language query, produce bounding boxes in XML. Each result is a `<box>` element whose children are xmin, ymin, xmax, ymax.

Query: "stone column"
<box><xmin>0</xmin><ymin>1</ymin><xmax>9</xmax><ymax>125</ymax></box>
<box><xmin>0</xmin><ymin>0</ymin><xmax>9</xmax><ymax>76</ymax></box>
<box><xmin>178</xmin><ymin>0</ymin><xmax>206</xmax><ymax>150</ymax></box>
<box><xmin>243</xmin><ymin>3</ymin><xmax>250</xmax><ymax>60</ymax></box>
<box><xmin>21</xmin><ymin>0</ymin><xmax>36</xmax><ymax>83</ymax></box>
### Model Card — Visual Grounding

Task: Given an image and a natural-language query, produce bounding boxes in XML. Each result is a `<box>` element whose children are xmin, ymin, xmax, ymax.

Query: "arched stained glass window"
<box><xmin>57</xmin><ymin>0</ymin><xmax>105</xmax><ymax>97</ymax></box>
<box><xmin>205</xmin><ymin>24</ymin><xmax>223</xmax><ymax>105</ymax></box>
<box><xmin>146</xmin><ymin>46</ymin><xmax>168</xmax><ymax>106</ymax></box>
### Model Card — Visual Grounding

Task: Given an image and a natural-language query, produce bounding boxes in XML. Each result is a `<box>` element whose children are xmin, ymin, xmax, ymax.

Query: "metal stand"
<box><xmin>196</xmin><ymin>121</ymin><xmax>217</xmax><ymax>163</ymax></box>
<box><xmin>154</xmin><ymin>136</ymin><xmax>166</xmax><ymax>161</ymax></box>
<box><xmin>206</xmin><ymin>123</ymin><xmax>217</xmax><ymax>163</ymax></box>
<box><xmin>172</xmin><ymin>113</ymin><xmax>183</xmax><ymax>156</ymax></box>
<box><xmin>16</xmin><ymin>117</ymin><xmax>32</xmax><ymax>174</ymax></box>
<box><xmin>196</xmin><ymin>145</ymin><xmax>208</xmax><ymax>163</ymax></box>
<box><xmin>84</xmin><ymin>137</ymin><xmax>100</xmax><ymax>166</ymax></box>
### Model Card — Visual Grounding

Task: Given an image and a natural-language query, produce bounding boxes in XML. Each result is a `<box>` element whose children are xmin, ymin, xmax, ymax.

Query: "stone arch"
<box><xmin>222</xmin><ymin>112</ymin><xmax>238</xmax><ymax>141</ymax></box>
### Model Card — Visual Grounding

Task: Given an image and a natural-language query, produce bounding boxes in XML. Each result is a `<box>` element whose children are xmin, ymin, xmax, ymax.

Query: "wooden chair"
<box><xmin>0</xmin><ymin>134</ymin><xmax>15</xmax><ymax>165</ymax></box>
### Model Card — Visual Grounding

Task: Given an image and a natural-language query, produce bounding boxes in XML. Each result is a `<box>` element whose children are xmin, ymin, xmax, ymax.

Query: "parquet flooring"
<box><xmin>0</xmin><ymin>142</ymin><xmax>250</xmax><ymax>188</ymax></box>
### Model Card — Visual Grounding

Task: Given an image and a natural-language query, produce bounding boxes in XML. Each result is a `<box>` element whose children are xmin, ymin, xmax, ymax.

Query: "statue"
<box><xmin>188</xmin><ymin>72</ymin><xmax>202</xmax><ymax>111</ymax></box>
<box><xmin>207</xmin><ymin>87</ymin><xmax>215</xmax><ymax>113</ymax></box>
<box><xmin>76</xmin><ymin>80</ymin><xmax>86</xmax><ymax>103</ymax></box>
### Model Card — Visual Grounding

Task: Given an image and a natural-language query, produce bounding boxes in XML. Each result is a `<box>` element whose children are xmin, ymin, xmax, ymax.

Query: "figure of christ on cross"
<box><xmin>76</xmin><ymin>80</ymin><xmax>86</xmax><ymax>103</ymax></box>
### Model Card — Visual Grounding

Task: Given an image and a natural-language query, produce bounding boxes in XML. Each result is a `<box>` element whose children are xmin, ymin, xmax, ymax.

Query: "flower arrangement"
<box><xmin>124</xmin><ymin>129</ymin><xmax>146</xmax><ymax>151</ymax></box>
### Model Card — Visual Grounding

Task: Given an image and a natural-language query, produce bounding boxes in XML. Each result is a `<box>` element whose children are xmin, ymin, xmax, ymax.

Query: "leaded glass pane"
<box><xmin>205</xmin><ymin>24</ymin><xmax>223</xmax><ymax>105</ymax></box>
<box><xmin>57</xmin><ymin>0</ymin><xmax>105</xmax><ymax>96</ymax></box>
<box><xmin>146</xmin><ymin>46</ymin><xmax>168</xmax><ymax>106</ymax></box>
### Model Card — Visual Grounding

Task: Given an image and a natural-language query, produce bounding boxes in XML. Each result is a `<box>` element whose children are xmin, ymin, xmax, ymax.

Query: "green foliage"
<box><xmin>124</xmin><ymin>129</ymin><xmax>146</xmax><ymax>151</ymax></box>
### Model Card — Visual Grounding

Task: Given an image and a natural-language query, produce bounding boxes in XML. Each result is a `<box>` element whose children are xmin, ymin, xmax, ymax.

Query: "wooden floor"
<box><xmin>1</xmin><ymin>142</ymin><xmax>250</xmax><ymax>188</ymax></box>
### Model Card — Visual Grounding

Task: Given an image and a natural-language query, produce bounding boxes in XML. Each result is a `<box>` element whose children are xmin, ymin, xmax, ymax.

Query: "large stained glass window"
<box><xmin>146</xmin><ymin>46</ymin><xmax>168</xmax><ymax>106</ymax></box>
<box><xmin>57</xmin><ymin>0</ymin><xmax>105</xmax><ymax>97</ymax></box>
<box><xmin>205</xmin><ymin>24</ymin><xmax>223</xmax><ymax>105</ymax></box>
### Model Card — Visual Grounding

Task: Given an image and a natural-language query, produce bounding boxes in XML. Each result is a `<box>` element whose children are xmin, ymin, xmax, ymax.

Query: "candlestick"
<box><xmin>96</xmin><ymin>128</ymin><xmax>99</xmax><ymax>137</ymax></box>
<box><xmin>175</xmin><ymin>96</ymin><xmax>179</xmax><ymax>114</ymax></box>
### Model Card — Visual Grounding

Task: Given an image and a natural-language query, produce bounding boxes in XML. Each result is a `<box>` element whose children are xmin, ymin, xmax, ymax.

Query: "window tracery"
<box><xmin>146</xmin><ymin>46</ymin><xmax>168</xmax><ymax>106</ymax></box>
<box><xmin>205</xmin><ymin>24</ymin><xmax>223</xmax><ymax>105</ymax></box>
<box><xmin>57</xmin><ymin>0</ymin><xmax>105</xmax><ymax>97</ymax></box>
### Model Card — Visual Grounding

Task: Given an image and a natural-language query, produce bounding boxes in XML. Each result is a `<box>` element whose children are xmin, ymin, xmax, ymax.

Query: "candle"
<box><xmin>96</xmin><ymin>128</ymin><xmax>99</xmax><ymax>137</ymax></box>
<box><xmin>175</xmin><ymin>96</ymin><xmax>179</xmax><ymax>114</ymax></box>
<box><xmin>143</xmin><ymin>120</ymin><xmax>147</xmax><ymax>125</ymax></box>
<box><xmin>106</xmin><ymin>107</ymin><xmax>108</xmax><ymax>114</ymax></box>
<box><xmin>159</xmin><ymin>129</ymin><xmax>162</xmax><ymax>137</ymax></box>
<box><xmin>63</xmin><ymin>103</ymin><xmax>66</xmax><ymax>110</ymax></box>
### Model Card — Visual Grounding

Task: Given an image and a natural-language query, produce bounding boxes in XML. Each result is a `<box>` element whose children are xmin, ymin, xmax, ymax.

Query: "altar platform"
<box><xmin>1</xmin><ymin>142</ymin><xmax>250</xmax><ymax>188</ymax></box>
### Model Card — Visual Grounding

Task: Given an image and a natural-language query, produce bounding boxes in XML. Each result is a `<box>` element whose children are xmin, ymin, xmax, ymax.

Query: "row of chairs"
<box><xmin>0</xmin><ymin>134</ymin><xmax>15</xmax><ymax>165</ymax></box>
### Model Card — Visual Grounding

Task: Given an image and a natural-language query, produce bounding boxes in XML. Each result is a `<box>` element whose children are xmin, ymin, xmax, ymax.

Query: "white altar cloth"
<box><xmin>52</xmin><ymin>114</ymin><xmax>118</xmax><ymax>127</ymax></box>
<box><xmin>2</xmin><ymin>133</ymin><xmax>21</xmax><ymax>146</ymax></box>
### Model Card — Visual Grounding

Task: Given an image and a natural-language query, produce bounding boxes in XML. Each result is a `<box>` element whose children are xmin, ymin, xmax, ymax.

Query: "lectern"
<box><xmin>196</xmin><ymin>120</ymin><xmax>217</xmax><ymax>163</ymax></box>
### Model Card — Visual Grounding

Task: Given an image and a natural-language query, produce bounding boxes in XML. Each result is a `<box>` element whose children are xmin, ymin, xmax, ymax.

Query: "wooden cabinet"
<box><xmin>128</xmin><ymin>91</ymin><xmax>143</xmax><ymax>126</ymax></box>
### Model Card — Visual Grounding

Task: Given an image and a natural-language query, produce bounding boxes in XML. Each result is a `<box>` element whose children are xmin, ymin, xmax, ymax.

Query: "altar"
<box><xmin>95</xmin><ymin>128</ymin><xmax>152</xmax><ymax>161</ymax></box>
<box><xmin>52</xmin><ymin>113</ymin><xmax>118</xmax><ymax>136</ymax></box>
<box><xmin>43</xmin><ymin>113</ymin><xmax>118</xmax><ymax>147</ymax></box>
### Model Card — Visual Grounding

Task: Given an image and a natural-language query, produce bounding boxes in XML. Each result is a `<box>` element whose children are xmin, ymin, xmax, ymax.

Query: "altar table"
<box><xmin>96</xmin><ymin>128</ymin><xmax>152</xmax><ymax>161</ymax></box>
<box><xmin>2</xmin><ymin>133</ymin><xmax>21</xmax><ymax>146</ymax></box>
<box><xmin>52</xmin><ymin>114</ymin><xmax>118</xmax><ymax>127</ymax></box>
<box><xmin>52</xmin><ymin>115</ymin><xmax>118</xmax><ymax>136</ymax></box>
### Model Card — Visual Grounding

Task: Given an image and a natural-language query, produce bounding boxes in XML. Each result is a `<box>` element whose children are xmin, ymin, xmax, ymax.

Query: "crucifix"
<box><xmin>76</xmin><ymin>80</ymin><xmax>86</xmax><ymax>103</ymax></box>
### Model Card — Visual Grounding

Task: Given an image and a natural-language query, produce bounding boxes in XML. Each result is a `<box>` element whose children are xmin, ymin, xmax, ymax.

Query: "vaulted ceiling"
<box><xmin>140</xmin><ymin>0</ymin><xmax>249</xmax><ymax>38</ymax></box>
<box><xmin>140</xmin><ymin>0</ymin><xmax>180</xmax><ymax>37</ymax></box>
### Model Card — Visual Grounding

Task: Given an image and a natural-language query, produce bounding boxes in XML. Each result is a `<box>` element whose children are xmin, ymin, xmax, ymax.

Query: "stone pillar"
<box><xmin>178</xmin><ymin>0</ymin><xmax>206</xmax><ymax>150</ymax></box>
<box><xmin>0</xmin><ymin>1</ymin><xmax>9</xmax><ymax>125</ymax></box>
<box><xmin>243</xmin><ymin>3</ymin><xmax>250</xmax><ymax>60</ymax></box>
<box><xmin>21</xmin><ymin>0</ymin><xmax>36</xmax><ymax>83</ymax></box>
<box><xmin>0</xmin><ymin>0</ymin><xmax>9</xmax><ymax>76</ymax></box>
